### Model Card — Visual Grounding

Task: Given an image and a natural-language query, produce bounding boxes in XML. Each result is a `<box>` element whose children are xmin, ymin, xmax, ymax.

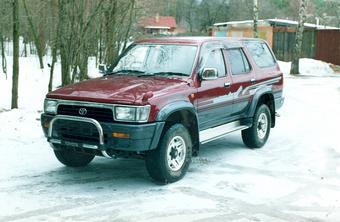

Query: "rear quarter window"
<box><xmin>244</xmin><ymin>41</ymin><xmax>276</xmax><ymax>68</ymax></box>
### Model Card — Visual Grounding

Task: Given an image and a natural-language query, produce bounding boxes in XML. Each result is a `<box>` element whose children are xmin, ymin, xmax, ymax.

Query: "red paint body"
<box><xmin>47</xmin><ymin>37</ymin><xmax>283</xmax><ymax>123</ymax></box>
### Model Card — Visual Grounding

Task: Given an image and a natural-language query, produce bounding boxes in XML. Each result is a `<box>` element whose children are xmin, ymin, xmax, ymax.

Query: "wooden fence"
<box><xmin>272</xmin><ymin>28</ymin><xmax>316</xmax><ymax>61</ymax></box>
<box><xmin>315</xmin><ymin>30</ymin><xmax>340</xmax><ymax>65</ymax></box>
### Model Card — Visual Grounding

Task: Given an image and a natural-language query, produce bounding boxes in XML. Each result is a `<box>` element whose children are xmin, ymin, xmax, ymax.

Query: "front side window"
<box><xmin>244</xmin><ymin>41</ymin><xmax>276</xmax><ymax>68</ymax></box>
<box><xmin>202</xmin><ymin>49</ymin><xmax>226</xmax><ymax>77</ymax></box>
<box><xmin>227</xmin><ymin>48</ymin><xmax>251</xmax><ymax>75</ymax></box>
<box><xmin>113</xmin><ymin>44</ymin><xmax>198</xmax><ymax>76</ymax></box>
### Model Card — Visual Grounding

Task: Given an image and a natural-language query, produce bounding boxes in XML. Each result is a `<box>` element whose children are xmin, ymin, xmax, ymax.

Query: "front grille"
<box><xmin>52</xmin><ymin>120</ymin><xmax>108</xmax><ymax>144</ymax></box>
<box><xmin>57</xmin><ymin>104</ymin><xmax>114</xmax><ymax>122</ymax></box>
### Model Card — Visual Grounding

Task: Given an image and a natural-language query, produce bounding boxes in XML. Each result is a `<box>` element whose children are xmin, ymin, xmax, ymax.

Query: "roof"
<box><xmin>214</xmin><ymin>20</ymin><xmax>266</xmax><ymax>27</ymax></box>
<box><xmin>267</xmin><ymin>19</ymin><xmax>339</xmax><ymax>30</ymax></box>
<box><xmin>139</xmin><ymin>16</ymin><xmax>177</xmax><ymax>29</ymax></box>
<box><xmin>214</xmin><ymin>19</ymin><xmax>340</xmax><ymax>30</ymax></box>
<box><xmin>135</xmin><ymin>36</ymin><xmax>258</xmax><ymax>45</ymax></box>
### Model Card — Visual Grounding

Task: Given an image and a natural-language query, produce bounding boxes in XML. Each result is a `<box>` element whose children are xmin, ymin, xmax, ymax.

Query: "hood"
<box><xmin>47</xmin><ymin>75</ymin><xmax>189</xmax><ymax>104</ymax></box>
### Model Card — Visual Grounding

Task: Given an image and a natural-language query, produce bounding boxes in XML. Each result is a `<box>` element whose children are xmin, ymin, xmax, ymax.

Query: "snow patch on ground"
<box><xmin>278</xmin><ymin>58</ymin><xmax>338</xmax><ymax>77</ymax></box>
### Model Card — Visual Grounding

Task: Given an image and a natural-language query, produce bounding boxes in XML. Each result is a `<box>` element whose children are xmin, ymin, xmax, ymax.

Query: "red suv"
<box><xmin>41</xmin><ymin>37</ymin><xmax>284</xmax><ymax>183</ymax></box>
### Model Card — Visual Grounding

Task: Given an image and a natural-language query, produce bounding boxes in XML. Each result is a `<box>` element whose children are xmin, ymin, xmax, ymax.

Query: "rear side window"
<box><xmin>244</xmin><ymin>41</ymin><xmax>276</xmax><ymax>68</ymax></box>
<box><xmin>227</xmin><ymin>48</ymin><xmax>251</xmax><ymax>75</ymax></box>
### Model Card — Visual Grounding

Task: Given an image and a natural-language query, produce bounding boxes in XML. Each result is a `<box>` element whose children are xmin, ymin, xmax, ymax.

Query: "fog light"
<box><xmin>112</xmin><ymin>132</ymin><xmax>130</xmax><ymax>139</ymax></box>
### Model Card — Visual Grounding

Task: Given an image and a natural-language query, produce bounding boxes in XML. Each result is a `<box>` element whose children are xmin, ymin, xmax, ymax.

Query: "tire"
<box><xmin>54</xmin><ymin>147</ymin><xmax>95</xmax><ymax>167</ymax></box>
<box><xmin>242</xmin><ymin>104</ymin><xmax>271</xmax><ymax>148</ymax></box>
<box><xmin>145</xmin><ymin>124</ymin><xmax>192</xmax><ymax>184</ymax></box>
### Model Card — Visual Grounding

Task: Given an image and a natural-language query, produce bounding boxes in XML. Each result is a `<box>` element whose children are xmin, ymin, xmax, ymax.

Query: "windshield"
<box><xmin>112</xmin><ymin>44</ymin><xmax>198</xmax><ymax>76</ymax></box>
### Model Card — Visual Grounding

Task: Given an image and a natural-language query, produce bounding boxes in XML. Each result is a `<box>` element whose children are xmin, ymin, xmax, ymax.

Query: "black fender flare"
<box><xmin>247</xmin><ymin>86</ymin><xmax>275</xmax><ymax>119</ymax></box>
<box><xmin>156</xmin><ymin>101</ymin><xmax>198</xmax><ymax>122</ymax></box>
<box><xmin>155</xmin><ymin>101</ymin><xmax>200</xmax><ymax>155</ymax></box>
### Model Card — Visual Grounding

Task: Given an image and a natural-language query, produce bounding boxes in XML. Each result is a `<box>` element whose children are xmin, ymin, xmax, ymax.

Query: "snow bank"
<box><xmin>278</xmin><ymin>58</ymin><xmax>337</xmax><ymax>76</ymax></box>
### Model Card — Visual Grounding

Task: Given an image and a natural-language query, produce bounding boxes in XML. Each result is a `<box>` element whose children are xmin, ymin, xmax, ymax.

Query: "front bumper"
<box><xmin>41</xmin><ymin>113</ymin><xmax>164</xmax><ymax>153</ymax></box>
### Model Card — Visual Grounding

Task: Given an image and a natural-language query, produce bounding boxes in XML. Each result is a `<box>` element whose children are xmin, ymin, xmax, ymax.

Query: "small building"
<box><xmin>213</xmin><ymin>19</ymin><xmax>340</xmax><ymax>64</ymax></box>
<box><xmin>139</xmin><ymin>14</ymin><xmax>177</xmax><ymax>35</ymax></box>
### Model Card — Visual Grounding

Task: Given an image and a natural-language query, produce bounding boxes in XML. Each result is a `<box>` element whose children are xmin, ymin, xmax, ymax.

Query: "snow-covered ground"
<box><xmin>1</xmin><ymin>56</ymin><xmax>340</xmax><ymax>221</ymax></box>
<box><xmin>278</xmin><ymin>58</ymin><xmax>339</xmax><ymax>77</ymax></box>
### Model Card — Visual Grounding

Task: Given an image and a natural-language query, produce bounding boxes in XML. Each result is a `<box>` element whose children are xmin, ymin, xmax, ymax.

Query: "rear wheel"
<box><xmin>242</xmin><ymin>104</ymin><xmax>271</xmax><ymax>148</ymax></box>
<box><xmin>145</xmin><ymin>124</ymin><xmax>192</xmax><ymax>184</ymax></box>
<box><xmin>54</xmin><ymin>147</ymin><xmax>95</xmax><ymax>167</ymax></box>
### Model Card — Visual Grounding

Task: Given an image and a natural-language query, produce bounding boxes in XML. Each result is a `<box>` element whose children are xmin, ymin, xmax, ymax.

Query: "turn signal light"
<box><xmin>112</xmin><ymin>132</ymin><xmax>130</xmax><ymax>139</ymax></box>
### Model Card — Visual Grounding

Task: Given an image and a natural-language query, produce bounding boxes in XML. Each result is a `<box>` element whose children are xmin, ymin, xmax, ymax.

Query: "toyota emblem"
<box><xmin>79</xmin><ymin>108</ymin><xmax>87</xmax><ymax>116</ymax></box>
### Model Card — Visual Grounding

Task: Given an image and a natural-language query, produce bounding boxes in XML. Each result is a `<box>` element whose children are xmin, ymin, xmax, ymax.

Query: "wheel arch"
<box><xmin>248</xmin><ymin>87</ymin><xmax>276</xmax><ymax>128</ymax></box>
<box><xmin>156</xmin><ymin>101</ymin><xmax>199</xmax><ymax>156</ymax></box>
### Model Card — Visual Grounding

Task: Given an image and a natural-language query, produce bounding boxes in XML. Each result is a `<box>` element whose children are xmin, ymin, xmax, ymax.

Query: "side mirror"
<box><xmin>98</xmin><ymin>64</ymin><xmax>107</xmax><ymax>74</ymax></box>
<box><xmin>200</xmin><ymin>68</ymin><xmax>218</xmax><ymax>80</ymax></box>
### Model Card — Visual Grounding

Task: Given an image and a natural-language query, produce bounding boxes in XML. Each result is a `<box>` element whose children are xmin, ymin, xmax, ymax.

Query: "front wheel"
<box><xmin>145</xmin><ymin>124</ymin><xmax>192</xmax><ymax>184</ymax></box>
<box><xmin>242</xmin><ymin>104</ymin><xmax>271</xmax><ymax>148</ymax></box>
<box><xmin>54</xmin><ymin>147</ymin><xmax>95</xmax><ymax>167</ymax></box>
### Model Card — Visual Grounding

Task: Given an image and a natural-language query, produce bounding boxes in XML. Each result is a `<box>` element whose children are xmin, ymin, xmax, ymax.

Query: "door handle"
<box><xmin>224</xmin><ymin>82</ymin><xmax>231</xmax><ymax>88</ymax></box>
<box><xmin>250</xmin><ymin>78</ymin><xmax>256</xmax><ymax>84</ymax></box>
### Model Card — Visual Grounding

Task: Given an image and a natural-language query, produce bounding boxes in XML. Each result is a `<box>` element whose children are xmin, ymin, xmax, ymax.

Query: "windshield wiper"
<box><xmin>151</xmin><ymin>72</ymin><xmax>189</xmax><ymax>77</ymax></box>
<box><xmin>104</xmin><ymin>69</ymin><xmax>145</xmax><ymax>76</ymax></box>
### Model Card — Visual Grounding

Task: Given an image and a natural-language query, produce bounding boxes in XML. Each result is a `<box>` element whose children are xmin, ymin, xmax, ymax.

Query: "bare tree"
<box><xmin>0</xmin><ymin>1</ymin><xmax>9</xmax><ymax>78</ymax></box>
<box><xmin>47</xmin><ymin>0</ymin><xmax>58</xmax><ymax>92</ymax></box>
<box><xmin>11</xmin><ymin>0</ymin><xmax>19</xmax><ymax>109</ymax></box>
<box><xmin>290</xmin><ymin>0</ymin><xmax>307</xmax><ymax>75</ymax></box>
<box><xmin>23</xmin><ymin>0</ymin><xmax>45</xmax><ymax>69</ymax></box>
<box><xmin>0</xmin><ymin>33</ymin><xmax>7</xmax><ymax>78</ymax></box>
<box><xmin>122</xmin><ymin>0</ymin><xmax>136</xmax><ymax>52</ymax></box>
<box><xmin>253</xmin><ymin>0</ymin><xmax>259</xmax><ymax>38</ymax></box>
<box><xmin>184</xmin><ymin>0</ymin><xmax>196</xmax><ymax>33</ymax></box>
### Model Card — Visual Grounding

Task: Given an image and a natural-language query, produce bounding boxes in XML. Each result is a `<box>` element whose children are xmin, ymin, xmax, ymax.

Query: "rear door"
<box><xmin>225</xmin><ymin>47</ymin><xmax>255</xmax><ymax>115</ymax></box>
<box><xmin>196</xmin><ymin>44</ymin><xmax>233</xmax><ymax>130</ymax></box>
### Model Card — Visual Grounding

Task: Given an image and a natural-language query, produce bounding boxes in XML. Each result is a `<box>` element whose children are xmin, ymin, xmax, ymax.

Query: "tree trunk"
<box><xmin>0</xmin><ymin>33</ymin><xmax>7</xmax><ymax>78</ymax></box>
<box><xmin>48</xmin><ymin>44</ymin><xmax>57</xmax><ymax>92</ymax></box>
<box><xmin>60</xmin><ymin>53</ymin><xmax>71</xmax><ymax>86</ymax></box>
<box><xmin>98</xmin><ymin>19</ymin><xmax>103</xmax><ymax>64</ymax></box>
<box><xmin>58</xmin><ymin>0</ymin><xmax>71</xmax><ymax>86</ymax></box>
<box><xmin>290</xmin><ymin>0</ymin><xmax>306</xmax><ymax>75</ymax></box>
<box><xmin>79</xmin><ymin>51</ymin><xmax>88</xmax><ymax>81</ymax></box>
<box><xmin>104</xmin><ymin>0</ymin><xmax>117</xmax><ymax>65</ymax></box>
<box><xmin>23</xmin><ymin>0</ymin><xmax>44</xmax><ymax>69</ymax></box>
<box><xmin>11</xmin><ymin>0</ymin><xmax>19</xmax><ymax>109</ymax></box>
<box><xmin>23</xmin><ymin>38</ymin><xmax>27</xmax><ymax>57</ymax></box>
<box><xmin>122</xmin><ymin>0</ymin><xmax>135</xmax><ymax>52</ymax></box>
<box><xmin>71</xmin><ymin>64</ymin><xmax>77</xmax><ymax>83</ymax></box>
<box><xmin>48</xmin><ymin>0</ymin><xmax>58</xmax><ymax>92</ymax></box>
<box><xmin>253</xmin><ymin>0</ymin><xmax>259</xmax><ymax>38</ymax></box>
<box><xmin>29</xmin><ymin>41</ymin><xmax>34</xmax><ymax>54</ymax></box>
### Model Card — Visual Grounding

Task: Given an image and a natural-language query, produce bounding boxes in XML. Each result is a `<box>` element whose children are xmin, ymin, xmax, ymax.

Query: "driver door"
<box><xmin>196</xmin><ymin>47</ymin><xmax>233</xmax><ymax>130</ymax></box>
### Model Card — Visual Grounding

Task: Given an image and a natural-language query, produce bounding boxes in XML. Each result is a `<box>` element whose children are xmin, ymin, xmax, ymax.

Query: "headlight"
<box><xmin>115</xmin><ymin>105</ymin><xmax>150</xmax><ymax>122</ymax></box>
<box><xmin>44</xmin><ymin>99</ymin><xmax>58</xmax><ymax>114</ymax></box>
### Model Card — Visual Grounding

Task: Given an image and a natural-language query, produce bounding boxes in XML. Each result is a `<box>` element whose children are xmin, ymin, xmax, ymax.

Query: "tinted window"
<box><xmin>244</xmin><ymin>41</ymin><xmax>276</xmax><ymax>68</ymax></box>
<box><xmin>227</xmin><ymin>48</ymin><xmax>251</xmax><ymax>74</ymax></box>
<box><xmin>203</xmin><ymin>49</ymin><xmax>226</xmax><ymax>77</ymax></box>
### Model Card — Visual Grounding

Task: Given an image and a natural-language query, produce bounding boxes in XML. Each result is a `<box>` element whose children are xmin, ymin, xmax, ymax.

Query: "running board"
<box><xmin>199</xmin><ymin>121</ymin><xmax>250</xmax><ymax>144</ymax></box>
